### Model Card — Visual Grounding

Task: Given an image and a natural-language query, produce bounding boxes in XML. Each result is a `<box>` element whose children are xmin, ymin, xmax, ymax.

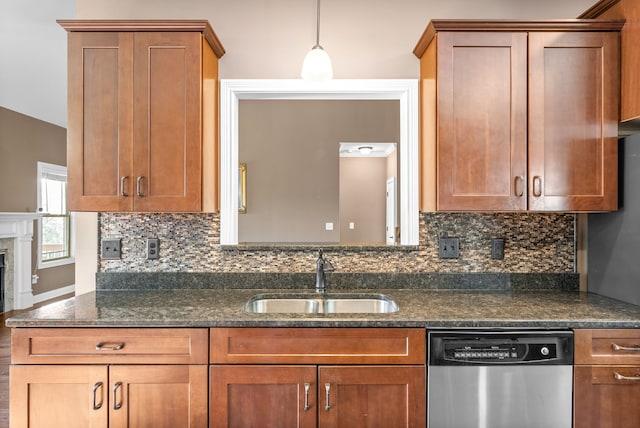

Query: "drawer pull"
<box><xmin>113</xmin><ymin>381</ymin><xmax>123</xmax><ymax>410</ymax></box>
<box><xmin>612</xmin><ymin>343</ymin><xmax>640</xmax><ymax>352</ymax></box>
<box><xmin>303</xmin><ymin>383</ymin><xmax>311</xmax><ymax>411</ymax></box>
<box><xmin>324</xmin><ymin>383</ymin><xmax>331</xmax><ymax>411</ymax></box>
<box><xmin>95</xmin><ymin>342</ymin><xmax>125</xmax><ymax>351</ymax></box>
<box><xmin>92</xmin><ymin>382</ymin><xmax>104</xmax><ymax>410</ymax></box>
<box><xmin>614</xmin><ymin>372</ymin><xmax>640</xmax><ymax>381</ymax></box>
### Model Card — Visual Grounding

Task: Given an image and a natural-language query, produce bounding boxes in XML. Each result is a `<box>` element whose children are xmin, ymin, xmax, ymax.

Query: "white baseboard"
<box><xmin>33</xmin><ymin>284</ymin><xmax>75</xmax><ymax>304</ymax></box>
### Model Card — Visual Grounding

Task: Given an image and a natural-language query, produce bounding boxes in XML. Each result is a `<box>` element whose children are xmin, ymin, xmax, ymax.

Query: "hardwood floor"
<box><xmin>0</xmin><ymin>294</ymin><xmax>73</xmax><ymax>428</ymax></box>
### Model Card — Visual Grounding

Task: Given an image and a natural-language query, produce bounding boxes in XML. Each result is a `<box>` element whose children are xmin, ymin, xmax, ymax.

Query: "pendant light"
<box><xmin>301</xmin><ymin>0</ymin><xmax>333</xmax><ymax>81</ymax></box>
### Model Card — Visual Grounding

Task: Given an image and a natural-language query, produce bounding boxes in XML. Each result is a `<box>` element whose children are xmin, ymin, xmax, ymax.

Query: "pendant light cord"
<box><xmin>314</xmin><ymin>0</ymin><xmax>322</xmax><ymax>48</ymax></box>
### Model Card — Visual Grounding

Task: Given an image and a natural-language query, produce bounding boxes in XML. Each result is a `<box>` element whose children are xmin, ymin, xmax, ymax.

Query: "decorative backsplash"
<box><xmin>98</xmin><ymin>212</ymin><xmax>575</xmax><ymax>274</ymax></box>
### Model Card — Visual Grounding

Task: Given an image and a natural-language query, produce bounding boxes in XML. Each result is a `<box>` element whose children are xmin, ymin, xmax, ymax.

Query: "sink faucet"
<box><xmin>315</xmin><ymin>250</ymin><xmax>334</xmax><ymax>293</ymax></box>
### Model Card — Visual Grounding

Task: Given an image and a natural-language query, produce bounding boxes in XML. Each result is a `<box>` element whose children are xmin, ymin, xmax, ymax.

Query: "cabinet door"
<box><xmin>528</xmin><ymin>31</ymin><xmax>619</xmax><ymax>211</ymax></box>
<box><xmin>574</xmin><ymin>365</ymin><xmax>640</xmax><ymax>428</ymax></box>
<box><xmin>10</xmin><ymin>365</ymin><xmax>108</xmax><ymax>428</ymax></box>
<box><xmin>210</xmin><ymin>365</ymin><xmax>317</xmax><ymax>428</ymax></box>
<box><xmin>109</xmin><ymin>365</ymin><xmax>207</xmax><ymax>428</ymax></box>
<box><xmin>132</xmin><ymin>32</ymin><xmax>203</xmax><ymax>212</ymax></box>
<box><xmin>436</xmin><ymin>32</ymin><xmax>528</xmax><ymax>211</ymax></box>
<box><xmin>67</xmin><ymin>32</ymin><xmax>134</xmax><ymax>211</ymax></box>
<box><xmin>318</xmin><ymin>366</ymin><xmax>426</xmax><ymax>428</ymax></box>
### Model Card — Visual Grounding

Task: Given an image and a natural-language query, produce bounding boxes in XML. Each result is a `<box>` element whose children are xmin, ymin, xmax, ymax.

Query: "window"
<box><xmin>37</xmin><ymin>162</ymin><xmax>74</xmax><ymax>268</ymax></box>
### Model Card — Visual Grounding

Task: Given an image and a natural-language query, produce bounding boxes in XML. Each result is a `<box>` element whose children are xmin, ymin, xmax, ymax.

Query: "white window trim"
<box><xmin>36</xmin><ymin>161</ymin><xmax>75</xmax><ymax>269</ymax></box>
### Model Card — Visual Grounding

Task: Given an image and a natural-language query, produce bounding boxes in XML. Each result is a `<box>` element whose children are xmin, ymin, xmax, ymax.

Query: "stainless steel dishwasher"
<box><xmin>428</xmin><ymin>330</ymin><xmax>574</xmax><ymax>428</ymax></box>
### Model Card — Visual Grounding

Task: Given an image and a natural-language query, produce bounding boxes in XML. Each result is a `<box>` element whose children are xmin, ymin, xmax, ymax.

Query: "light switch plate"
<box><xmin>438</xmin><ymin>237</ymin><xmax>460</xmax><ymax>259</ymax></box>
<box><xmin>101</xmin><ymin>238</ymin><xmax>121</xmax><ymax>260</ymax></box>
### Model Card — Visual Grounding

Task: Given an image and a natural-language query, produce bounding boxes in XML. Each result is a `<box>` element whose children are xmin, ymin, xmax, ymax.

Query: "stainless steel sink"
<box><xmin>244</xmin><ymin>293</ymin><xmax>399</xmax><ymax>314</ymax></box>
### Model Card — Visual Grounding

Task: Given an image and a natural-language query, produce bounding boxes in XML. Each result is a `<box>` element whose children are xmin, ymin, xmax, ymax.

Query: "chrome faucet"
<box><xmin>315</xmin><ymin>249</ymin><xmax>334</xmax><ymax>293</ymax></box>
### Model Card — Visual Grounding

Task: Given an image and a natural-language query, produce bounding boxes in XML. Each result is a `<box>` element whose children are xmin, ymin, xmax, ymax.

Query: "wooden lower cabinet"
<box><xmin>210</xmin><ymin>365</ymin><xmax>425</xmax><ymax>428</ymax></box>
<box><xmin>574</xmin><ymin>365</ymin><xmax>640</xmax><ymax>428</ymax></box>
<box><xmin>10</xmin><ymin>364</ymin><xmax>208</xmax><ymax>428</ymax></box>
<box><xmin>210</xmin><ymin>365</ymin><xmax>317</xmax><ymax>428</ymax></box>
<box><xmin>574</xmin><ymin>329</ymin><xmax>640</xmax><ymax>428</ymax></box>
<box><xmin>9</xmin><ymin>328</ymin><xmax>209</xmax><ymax>428</ymax></box>
<box><xmin>10</xmin><ymin>365</ymin><xmax>108</xmax><ymax>428</ymax></box>
<box><xmin>318</xmin><ymin>366</ymin><xmax>426</xmax><ymax>428</ymax></box>
<box><xmin>209</xmin><ymin>328</ymin><xmax>427</xmax><ymax>428</ymax></box>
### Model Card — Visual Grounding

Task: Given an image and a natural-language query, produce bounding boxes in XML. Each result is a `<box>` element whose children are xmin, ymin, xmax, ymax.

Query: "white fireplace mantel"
<box><xmin>0</xmin><ymin>213</ymin><xmax>39</xmax><ymax>310</ymax></box>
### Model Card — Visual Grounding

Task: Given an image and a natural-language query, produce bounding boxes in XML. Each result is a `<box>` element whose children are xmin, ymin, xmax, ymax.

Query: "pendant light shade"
<box><xmin>301</xmin><ymin>0</ymin><xmax>333</xmax><ymax>82</ymax></box>
<box><xmin>302</xmin><ymin>46</ymin><xmax>333</xmax><ymax>81</ymax></box>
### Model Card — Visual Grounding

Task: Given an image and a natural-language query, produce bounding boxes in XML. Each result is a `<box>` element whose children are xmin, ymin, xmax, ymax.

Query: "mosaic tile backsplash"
<box><xmin>98</xmin><ymin>212</ymin><xmax>575</xmax><ymax>274</ymax></box>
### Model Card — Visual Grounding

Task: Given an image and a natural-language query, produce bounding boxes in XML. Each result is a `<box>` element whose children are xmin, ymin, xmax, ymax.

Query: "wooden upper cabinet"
<box><xmin>528</xmin><ymin>31</ymin><xmax>620</xmax><ymax>211</ymax></box>
<box><xmin>581</xmin><ymin>0</ymin><xmax>639</xmax><ymax>130</ymax></box>
<box><xmin>432</xmin><ymin>31</ymin><xmax>527</xmax><ymax>211</ymax></box>
<box><xmin>415</xmin><ymin>20</ymin><xmax>622</xmax><ymax>212</ymax></box>
<box><xmin>58</xmin><ymin>20</ymin><xmax>224</xmax><ymax>212</ymax></box>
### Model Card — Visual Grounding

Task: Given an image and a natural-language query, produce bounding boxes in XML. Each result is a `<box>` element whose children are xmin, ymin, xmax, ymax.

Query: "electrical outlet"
<box><xmin>492</xmin><ymin>238</ymin><xmax>505</xmax><ymax>260</ymax></box>
<box><xmin>146</xmin><ymin>238</ymin><xmax>160</xmax><ymax>260</ymax></box>
<box><xmin>439</xmin><ymin>237</ymin><xmax>460</xmax><ymax>259</ymax></box>
<box><xmin>101</xmin><ymin>238</ymin><xmax>121</xmax><ymax>260</ymax></box>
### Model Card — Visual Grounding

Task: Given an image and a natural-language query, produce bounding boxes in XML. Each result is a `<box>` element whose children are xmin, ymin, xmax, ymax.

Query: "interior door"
<box><xmin>386</xmin><ymin>177</ymin><xmax>396</xmax><ymax>244</ymax></box>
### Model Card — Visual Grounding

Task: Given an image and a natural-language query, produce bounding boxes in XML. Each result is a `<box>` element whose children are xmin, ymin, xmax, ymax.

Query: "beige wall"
<box><xmin>76</xmin><ymin>0</ymin><xmax>596</xmax><ymax>79</ymax></box>
<box><xmin>340</xmin><ymin>157</ymin><xmax>387</xmax><ymax>244</ymax></box>
<box><xmin>238</xmin><ymin>100</ymin><xmax>398</xmax><ymax>243</ymax></box>
<box><xmin>0</xmin><ymin>107</ymin><xmax>75</xmax><ymax>296</ymax></box>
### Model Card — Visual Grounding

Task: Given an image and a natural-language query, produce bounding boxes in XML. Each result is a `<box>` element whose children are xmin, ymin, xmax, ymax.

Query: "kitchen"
<box><xmin>3</xmin><ymin>0</ymin><xmax>640</xmax><ymax>427</ymax></box>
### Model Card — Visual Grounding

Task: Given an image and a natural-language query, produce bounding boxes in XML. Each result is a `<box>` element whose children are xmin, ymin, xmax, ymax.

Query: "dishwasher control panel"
<box><xmin>429</xmin><ymin>331</ymin><xmax>574</xmax><ymax>365</ymax></box>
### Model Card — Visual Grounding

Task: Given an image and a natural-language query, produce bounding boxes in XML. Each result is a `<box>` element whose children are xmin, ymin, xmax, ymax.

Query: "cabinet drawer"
<box><xmin>210</xmin><ymin>328</ymin><xmax>426</xmax><ymax>364</ymax></box>
<box><xmin>12</xmin><ymin>328</ymin><xmax>208</xmax><ymax>364</ymax></box>
<box><xmin>575</xmin><ymin>329</ymin><xmax>640</xmax><ymax>365</ymax></box>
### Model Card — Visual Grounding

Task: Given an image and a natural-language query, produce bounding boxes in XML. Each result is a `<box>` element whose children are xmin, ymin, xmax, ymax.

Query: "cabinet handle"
<box><xmin>113</xmin><ymin>381</ymin><xmax>123</xmax><ymax>410</ymax></box>
<box><xmin>92</xmin><ymin>382</ymin><xmax>104</xmax><ymax>410</ymax></box>
<box><xmin>136</xmin><ymin>176</ymin><xmax>144</xmax><ymax>197</ymax></box>
<box><xmin>532</xmin><ymin>176</ymin><xmax>542</xmax><ymax>197</ymax></box>
<box><xmin>303</xmin><ymin>383</ymin><xmax>311</xmax><ymax>411</ymax></box>
<box><xmin>614</xmin><ymin>372</ymin><xmax>640</xmax><ymax>381</ymax></box>
<box><xmin>95</xmin><ymin>342</ymin><xmax>125</xmax><ymax>351</ymax></box>
<box><xmin>324</xmin><ymin>383</ymin><xmax>331</xmax><ymax>411</ymax></box>
<box><xmin>120</xmin><ymin>176</ymin><xmax>129</xmax><ymax>197</ymax></box>
<box><xmin>612</xmin><ymin>343</ymin><xmax>640</xmax><ymax>352</ymax></box>
<box><xmin>514</xmin><ymin>176</ymin><xmax>524</xmax><ymax>197</ymax></box>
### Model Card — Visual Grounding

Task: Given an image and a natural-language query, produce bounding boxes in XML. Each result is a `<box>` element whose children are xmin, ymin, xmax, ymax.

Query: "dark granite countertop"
<box><xmin>6</xmin><ymin>288</ymin><xmax>640</xmax><ymax>329</ymax></box>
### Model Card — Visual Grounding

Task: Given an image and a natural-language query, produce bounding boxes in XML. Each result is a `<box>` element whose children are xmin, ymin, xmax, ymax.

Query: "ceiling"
<box><xmin>0</xmin><ymin>0</ymin><xmax>75</xmax><ymax>128</ymax></box>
